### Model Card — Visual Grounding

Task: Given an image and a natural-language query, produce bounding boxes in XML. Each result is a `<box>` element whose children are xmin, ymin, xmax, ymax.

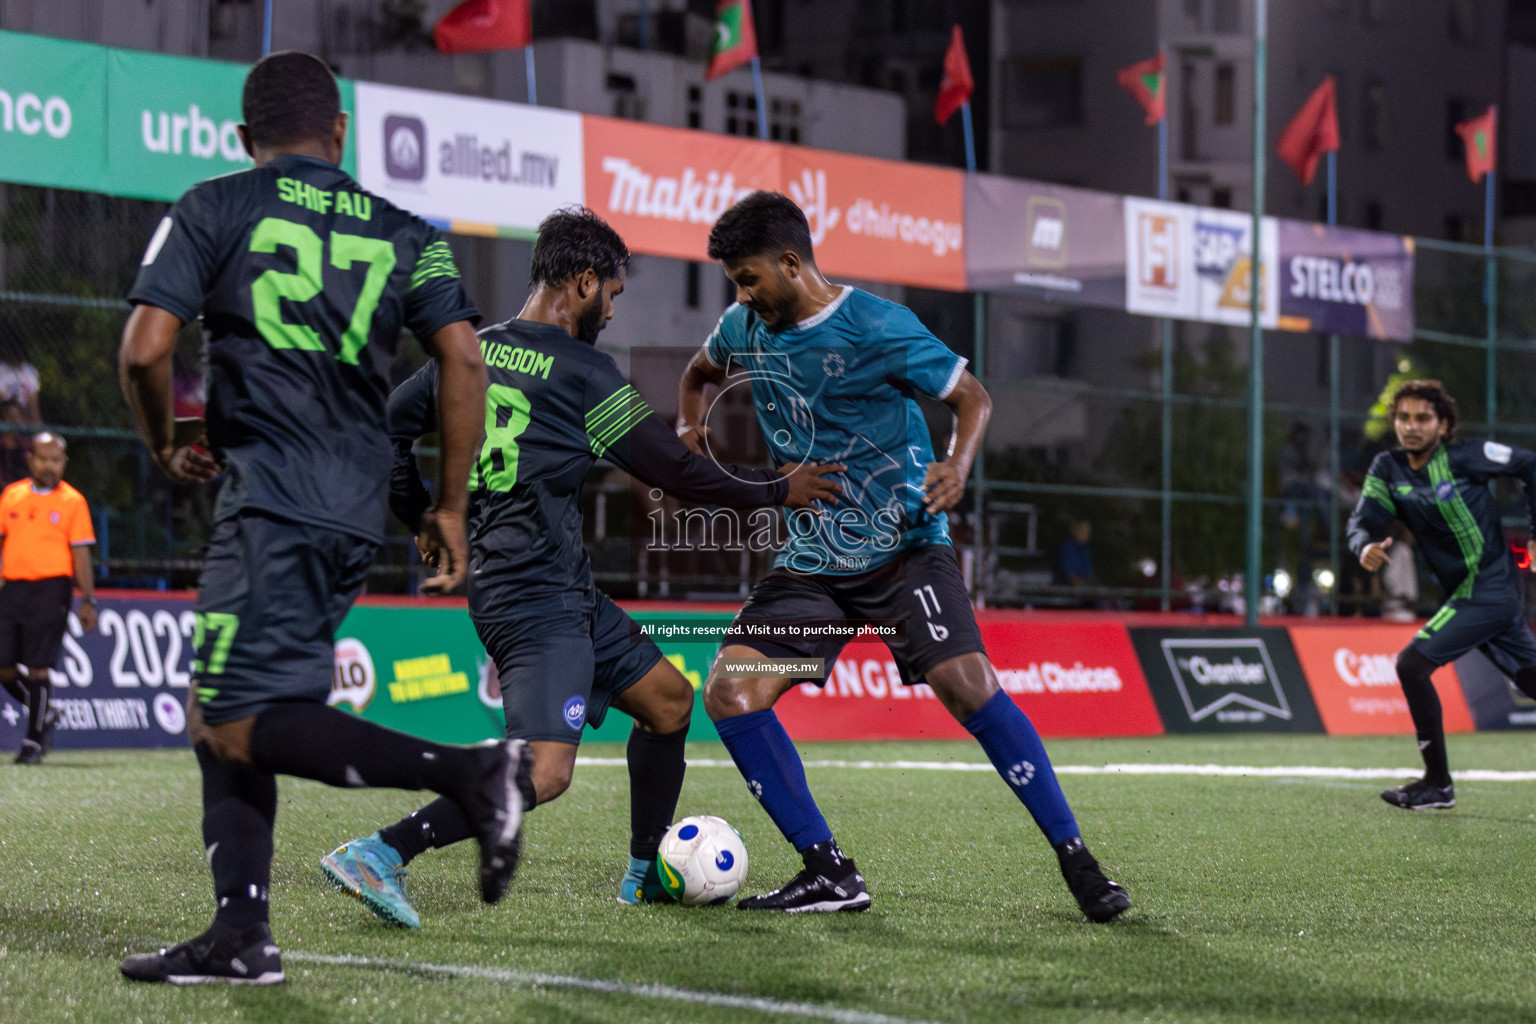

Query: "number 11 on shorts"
<box><xmin>913</xmin><ymin>585</ymin><xmax>949</xmax><ymax>641</ymax></box>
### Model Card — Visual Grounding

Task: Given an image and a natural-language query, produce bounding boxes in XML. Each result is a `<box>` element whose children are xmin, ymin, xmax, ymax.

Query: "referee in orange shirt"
<box><xmin>0</xmin><ymin>432</ymin><xmax>97</xmax><ymax>764</ymax></box>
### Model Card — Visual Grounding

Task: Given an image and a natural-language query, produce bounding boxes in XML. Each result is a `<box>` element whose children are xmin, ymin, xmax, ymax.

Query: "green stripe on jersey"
<box><xmin>1362</xmin><ymin>475</ymin><xmax>1396</xmax><ymax>514</ymax></box>
<box><xmin>409</xmin><ymin>241</ymin><xmax>461</xmax><ymax>291</ymax></box>
<box><xmin>586</xmin><ymin>385</ymin><xmax>652</xmax><ymax>456</ymax></box>
<box><xmin>1427</xmin><ymin>446</ymin><xmax>1484</xmax><ymax>599</ymax></box>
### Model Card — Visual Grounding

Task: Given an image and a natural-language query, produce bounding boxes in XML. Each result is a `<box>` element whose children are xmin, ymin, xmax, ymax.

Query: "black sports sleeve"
<box><xmin>603</xmin><ymin>414</ymin><xmax>789</xmax><ymax>509</ymax></box>
<box><xmin>1346</xmin><ymin>453</ymin><xmax>1398</xmax><ymax>560</ymax></box>
<box><xmin>128</xmin><ymin>184</ymin><xmax>224</xmax><ymax>322</ymax></box>
<box><xmin>386</xmin><ymin>362</ymin><xmax>440</xmax><ymax>533</ymax></box>
<box><xmin>1461</xmin><ymin>438</ymin><xmax>1536</xmax><ymax>528</ymax></box>
<box><xmin>401</xmin><ymin>228</ymin><xmax>480</xmax><ymax>340</ymax></box>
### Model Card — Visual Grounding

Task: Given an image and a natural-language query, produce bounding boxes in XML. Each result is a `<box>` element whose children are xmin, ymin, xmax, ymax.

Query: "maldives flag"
<box><xmin>434</xmin><ymin>0</ymin><xmax>531</xmax><ymax>53</ymax></box>
<box><xmin>1455</xmin><ymin>105</ymin><xmax>1497</xmax><ymax>183</ymax></box>
<box><xmin>706</xmin><ymin>0</ymin><xmax>759</xmax><ymax>81</ymax></box>
<box><xmin>1117</xmin><ymin>52</ymin><xmax>1165</xmax><ymax>125</ymax></box>
<box><xmin>934</xmin><ymin>25</ymin><xmax>975</xmax><ymax>126</ymax></box>
<box><xmin>1275</xmin><ymin>76</ymin><xmax>1339</xmax><ymax>185</ymax></box>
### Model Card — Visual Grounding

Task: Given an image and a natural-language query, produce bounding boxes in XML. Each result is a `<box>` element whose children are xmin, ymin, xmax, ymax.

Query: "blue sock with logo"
<box><xmin>963</xmin><ymin>689</ymin><xmax>1079</xmax><ymax>846</ymax></box>
<box><xmin>714</xmin><ymin>709</ymin><xmax>832</xmax><ymax>851</ymax></box>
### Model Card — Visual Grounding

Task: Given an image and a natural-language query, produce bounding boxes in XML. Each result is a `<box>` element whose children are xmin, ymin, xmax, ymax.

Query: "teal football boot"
<box><xmin>320</xmin><ymin>833</ymin><xmax>420</xmax><ymax>928</ymax></box>
<box><xmin>617</xmin><ymin>856</ymin><xmax>672</xmax><ymax>905</ymax></box>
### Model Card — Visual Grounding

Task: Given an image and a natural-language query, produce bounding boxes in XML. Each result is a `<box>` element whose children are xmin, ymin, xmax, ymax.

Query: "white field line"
<box><xmin>286</xmin><ymin>952</ymin><xmax>943</xmax><ymax>1024</ymax></box>
<box><xmin>574</xmin><ymin>757</ymin><xmax>1536</xmax><ymax>783</ymax></box>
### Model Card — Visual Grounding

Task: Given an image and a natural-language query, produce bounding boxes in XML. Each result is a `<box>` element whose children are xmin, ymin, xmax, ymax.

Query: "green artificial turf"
<box><xmin>3</xmin><ymin>735</ymin><xmax>1535</xmax><ymax>1023</ymax></box>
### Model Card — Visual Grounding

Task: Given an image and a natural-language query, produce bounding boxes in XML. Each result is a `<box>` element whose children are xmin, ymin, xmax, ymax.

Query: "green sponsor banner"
<box><xmin>0</xmin><ymin>31</ymin><xmax>108</xmax><ymax>192</ymax></box>
<box><xmin>106</xmin><ymin>48</ymin><xmax>357</xmax><ymax>202</ymax></box>
<box><xmin>0</xmin><ymin>31</ymin><xmax>357</xmax><ymax>202</ymax></box>
<box><xmin>331</xmin><ymin>604</ymin><xmax>729</xmax><ymax>744</ymax></box>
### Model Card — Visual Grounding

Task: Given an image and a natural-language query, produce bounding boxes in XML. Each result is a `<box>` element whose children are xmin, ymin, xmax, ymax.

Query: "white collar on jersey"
<box><xmin>791</xmin><ymin>286</ymin><xmax>853</xmax><ymax>332</ymax></box>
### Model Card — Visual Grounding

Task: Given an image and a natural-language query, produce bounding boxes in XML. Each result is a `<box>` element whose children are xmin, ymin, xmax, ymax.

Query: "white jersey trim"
<box><xmin>936</xmin><ymin>357</ymin><xmax>970</xmax><ymax>400</ymax></box>
<box><xmin>793</xmin><ymin>286</ymin><xmax>853</xmax><ymax>332</ymax></box>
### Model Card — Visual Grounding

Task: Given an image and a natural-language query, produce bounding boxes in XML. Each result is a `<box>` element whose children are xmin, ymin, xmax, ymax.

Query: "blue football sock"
<box><xmin>963</xmin><ymin>689</ymin><xmax>1080</xmax><ymax>846</ymax></box>
<box><xmin>714</xmin><ymin>709</ymin><xmax>833</xmax><ymax>851</ymax></box>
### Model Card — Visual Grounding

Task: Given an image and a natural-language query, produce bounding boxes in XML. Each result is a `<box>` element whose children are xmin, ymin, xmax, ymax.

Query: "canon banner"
<box><xmin>1276</xmin><ymin>219</ymin><xmax>1415</xmax><ymax>341</ymax></box>
<box><xmin>965</xmin><ymin>175</ymin><xmax>1126</xmax><ymax>308</ymax></box>
<box><xmin>1129</xmin><ymin>627</ymin><xmax>1321</xmax><ymax>733</ymax></box>
<box><xmin>1287</xmin><ymin>623</ymin><xmax>1473</xmax><ymax>735</ymax></box>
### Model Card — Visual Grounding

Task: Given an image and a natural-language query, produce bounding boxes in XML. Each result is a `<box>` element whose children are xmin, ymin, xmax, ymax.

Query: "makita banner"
<box><xmin>1129</xmin><ymin>627</ymin><xmax>1321</xmax><ymax>733</ymax></box>
<box><xmin>965</xmin><ymin>175</ymin><xmax>1125</xmax><ymax>308</ymax></box>
<box><xmin>774</xmin><ymin>620</ymin><xmax>1161</xmax><ymax>740</ymax></box>
<box><xmin>1276</xmin><ymin>220</ymin><xmax>1415</xmax><ymax>342</ymax></box>
<box><xmin>1287</xmin><ymin>623</ymin><xmax>1473</xmax><ymax>735</ymax></box>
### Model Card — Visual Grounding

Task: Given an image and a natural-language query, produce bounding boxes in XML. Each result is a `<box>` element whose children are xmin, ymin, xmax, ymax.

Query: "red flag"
<box><xmin>1275</xmin><ymin>76</ymin><xmax>1340</xmax><ymax>185</ymax></box>
<box><xmin>705</xmin><ymin>0</ymin><xmax>759</xmax><ymax>81</ymax></box>
<box><xmin>934</xmin><ymin>25</ymin><xmax>975</xmax><ymax>127</ymax></box>
<box><xmin>434</xmin><ymin>0</ymin><xmax>531</xmax><ymax>55</ymax></box>
<box><xmin>1117</xmin><ymin>52</ymin><xmax>1166</xmax><ymax>125</ymax></box>
<box><xmin>1454</xmin><ymin>105</ymin><xmax>1497</xmax><ymax>183</ymax></box>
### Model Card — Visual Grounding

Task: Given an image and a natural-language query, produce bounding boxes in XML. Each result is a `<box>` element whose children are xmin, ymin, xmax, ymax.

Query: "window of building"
<box><xmin>1361</xmin><ymin>79</ymin><xmax>1386</xmax><ymax>149</ymax></box>
<box><xmin>1364</xmin><ymin>200</ymin><xmax>1383</xmax><ymax>229</ymax></box>
<box><xmin>724</xmin><ymin>91</ymin><xmax>759</xmax><ymax>136</ymax></box>
<box><xmin>1183</xmin><ymin>0</ymin><xmax>1202</xmax><ymax>24</ymax></box>
<box><xmin>1445</xmin><ymin>96</ymin><xmax>1467</xmax><ymax>161</ymax></box>
<box><xmin>685</xmin><ymin>262</ymin><xmax>701</xmax><ymax>309</ymax></box>
<box><xmin>1214</xmin><ymin>63</ymin><xmax>1236</xmax><ymax>125</ymax></box>
<box><xmin>1212</xmin><ymin>0</ymin><xmax>1240</xmax><ymax>33</ymax></box>
<box><xmin>607</xmin><ymin>73</ymin><xmax>645</xmax><ymax>121</ymax></box>
<box><xmin>1445</xmin><ymin>215</ymin><xmax>1470</xmax><ymax>242</ymax></box>
<box><xmin>1181</xmin><ymin>62</ymin><xmax>1200</xmax><ymax>160</ymax></box>
<box><xmin>686</xmin><ymin>84</ymin><xmax>701</xmax><ymax>130</ymax></box>
<box><xmin>768</xmin><ymin>97</ymin><xmax>802</xmax><ymax>143</ymax></box>
<box><xmin>1001</xmin><ymin>58</ymin><xmax>1083</xmax><ymax>128</ymax></box>
<box><xmin>1211</xmin><ymin>186</ymin><xmax>1232</xmax><ymax>208</ymax></box>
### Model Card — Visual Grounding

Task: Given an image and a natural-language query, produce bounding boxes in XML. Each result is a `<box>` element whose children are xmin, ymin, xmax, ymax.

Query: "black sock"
<box><xmin>1513</xmin><ymin>667</ymin><xmax>1536</xmax><ymax>702</ymax></box>
<box><xmin>196</xmin><ymin>744</ymin><xmax>276</xmax><ymax>933</ymax></box>
<box><xmin>22</xmin><ymin>674</ymin><xmax>50</xmax><ymax>746</ymax></box>
<box><xmin>248</xmin><ymin>702</ymin><xmax>483</xmax><ymax>795</ymax></box>
<box><xmin>1397</xmin><ymin>648</ymin><xmax>1451</xmax><ymax>787</ymax></box>
<box><xmin>378</xmin><ymin>797</ymin><xmax>474</xmax><ymax>866</ymax></box>
<box><xmin>627</xmin><ymin>725</ymin><xmax>689</xmax><ymax>861</ymax></box>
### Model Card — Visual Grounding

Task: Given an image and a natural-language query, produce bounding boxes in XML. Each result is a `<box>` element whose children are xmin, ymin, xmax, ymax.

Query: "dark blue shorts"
<box><xmin>476</xmin><ymin>590</ymin><xmax>664</xmax><ymax>743</ymax></box>
<box><xmin>193</xmin><ymin>512</ymin><xmax>376</xmax><ymax>724</ymax></box>
<box><xmin>1411</xmin><ymin>596</ymin><xmax>1536</xmax><ymax>675</ymax></box>
<box><xmin>723</xmin><ymin>543</ymin><xmax>985</xmax><ymax>687</ymax></box>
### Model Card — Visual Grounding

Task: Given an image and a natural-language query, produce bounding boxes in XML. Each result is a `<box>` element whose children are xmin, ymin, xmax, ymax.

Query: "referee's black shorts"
<box><xmin>0</xmin><ymin>576</ymin><xmax>73</xmax><ymax>669</ymax></box>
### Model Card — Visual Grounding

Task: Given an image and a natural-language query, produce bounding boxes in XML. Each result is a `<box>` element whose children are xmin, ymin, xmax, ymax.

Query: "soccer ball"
<box><xmin>655</xmin><ymin>815</ymin><xmax>749</xmax><ymax>906</ymax></box>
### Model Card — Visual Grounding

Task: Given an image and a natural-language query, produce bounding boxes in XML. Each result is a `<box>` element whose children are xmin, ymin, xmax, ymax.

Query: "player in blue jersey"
<box><xmin>676</xmin><ymin>192</ymin><xmax>1129</xmax><ymax>921</ymax></box>
<box><xmin>320</xmin><ymin>208</ymin><xmax>843</xmax><ymax>926</ymax></box>
<box><xmin>116</xmin><ymin>53</ymin><xmax>527</xmax><ymax>985</ymax></box>
<box><xmin>1348</xmin><ymin>379</ymin><xmax>1536</xmax><ymax>809</ymax></box>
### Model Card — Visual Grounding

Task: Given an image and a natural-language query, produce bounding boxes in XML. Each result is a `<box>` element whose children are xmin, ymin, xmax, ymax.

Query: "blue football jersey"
<box><xmin>705</xmin><ymin>287</ymin><xmax>967</xmax><ymax>575</ymax></box>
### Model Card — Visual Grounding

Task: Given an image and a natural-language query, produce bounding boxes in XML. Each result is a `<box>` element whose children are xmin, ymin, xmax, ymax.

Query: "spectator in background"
<box><xmin>1053</xmin><ymin>518</ymin><xmax>1096</xmax><ymax>590</ymax></box>
<box><xmin>0</xmin><ymin>360</ymin><xmax>41</xmax><ymax>487</ymax></box>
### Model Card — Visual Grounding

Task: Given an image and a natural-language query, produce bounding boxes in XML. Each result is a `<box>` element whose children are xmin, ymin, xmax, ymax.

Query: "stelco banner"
<box><xmin>1275</xmin><ymin>220</ymin><xmax>1415</xmax><ymax>342</ymax></box>
<box><xmin>965</xmin><ymin>175</ymin><xmax>1126</xmax><ymax>309</ymax></box>
<box><xmin>353</xmin><ymin>81</ymin><xmax>584</xmax><ymax>239</ymax></box>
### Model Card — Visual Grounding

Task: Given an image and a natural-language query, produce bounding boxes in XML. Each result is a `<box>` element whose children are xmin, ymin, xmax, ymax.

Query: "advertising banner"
<box><xmin>1124</xmin><ymin>198</ymin><xmax>1279</xmax><ymax>329</ymax></box>
<box><xmin>774</xmin><ymin>620</ymin><xmax>1161</xmax><ymax>740</ymax></box>
<box><xmin>0</xmin><ymin>31</ymin><xmax>107</xmax><ymax>193</ymax></box>
<box><xmin>0</xmin><ymin>597</ymin><xmax>198</xmax><ymax>751</ymax></box>
<box><xmin>582</xmin><ymin>114</ymin><xmax>779</xmax><ymax>262</ymax></box>
<box><xmin>354</xmin><ymin>81</ymin><xmax>584</xmax><ymax>238</ymax></box>
<box><xmin>781</xmin><ymin>147</ymin><xmax>966</xmax><ymax>291</ymax></box>
<box><xmin>1450</xmin><ymin>648</ymin><xmax>1536</xmax><ymax>730</ymax></box>
<box><xmin>1129</xmin><ymin>627</ymin><xmax>1321</xmax><ymax>733</ymax></box>
<box><xmin>965</xmin><ymin>174</ymin><xmax>1125</xmax><ymax>308</ymax></box>
<box><xmin>1276</xmin><ymin>219</ymin><xmax>1415</xmax><ymax>341</ymax></box>
<box><xmin>1288</xmin><ymin>623</ymin><xmax>1473</xmax><ymax>735</ymax></box>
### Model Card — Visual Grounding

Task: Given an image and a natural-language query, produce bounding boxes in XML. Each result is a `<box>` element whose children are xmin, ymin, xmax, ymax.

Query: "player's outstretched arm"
<box><xmin>677</xmin><ymin>348</ymin><xmax>727</xmax><ymax>456</ymax></box>
<box><xmin>1346</xmin><ymin>460</ymin><xmax>1398</xmax><ymax>570</ymax></box>
<box><xmin>385</xmin><ymin>364</ymin><xmax>439</xmax><ymax>535</ymax></box>
<box><xmin>419</xmin><ymin>320</ymin><xmax>486</xmax><ymax>594</ymax></box>
<box><xmin>925</xmin><ymin>370</ymin><xmax>991</xmax><ymax>515</ymax></box>
<box><xmin>119</xmin><ymin>305</ymin><xmax>219</xmax><ymax>483</ymax></box>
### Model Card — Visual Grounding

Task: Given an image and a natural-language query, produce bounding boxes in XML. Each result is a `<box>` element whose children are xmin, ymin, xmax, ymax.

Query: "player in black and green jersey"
<box><xmin>321</xmin><ymin>208</ymin><xmax>842</xmax><ymax>927</ymax></box>
<box><xmin>1348</xmin><ymin>379</ymin><xmax>1536</xmax><ymax>809</ymax></box>
<box><xmin>117</xmin><ymin>52</ymin><xmax>530</xmax><ymax>986</ymax></box>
